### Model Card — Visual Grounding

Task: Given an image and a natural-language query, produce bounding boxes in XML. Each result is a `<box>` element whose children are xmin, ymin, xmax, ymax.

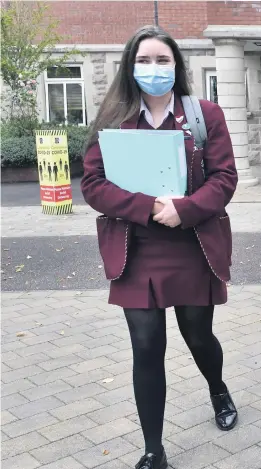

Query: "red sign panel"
<box><xmin>40</xmin><ymin>185</ymin><xmax>72</xmax><ymax>203</ymax></box>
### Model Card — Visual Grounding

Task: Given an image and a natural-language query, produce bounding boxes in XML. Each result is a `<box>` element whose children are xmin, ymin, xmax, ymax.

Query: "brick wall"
<box><xmin>43</xmin><ymin>1</ymin><xmax>155</xmax><ymax>44</ymax></box>
<box><xmin>207</xmin><ymin>1</ymin><xmax>261</xmax><ymax>26</ymax></box>
<box><xmin>45</xmin><ymin>1</ymin><xmax>207</xmax><ymax>42</ymax></box>
<box><xmin>37</xmin><ymin>1</ymin><xmax>261</xmax><ymax>44</ymax></box>
<box><xmin>146</xmin><ymin>2</ymin><xmax>208</xmax><ymax>39</ymax></box>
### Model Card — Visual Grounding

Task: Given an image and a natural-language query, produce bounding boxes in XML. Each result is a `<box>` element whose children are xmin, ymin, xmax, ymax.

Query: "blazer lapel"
<box><xmin>174</xmin><ymin>95</ymin><xmax>196</xmax><ymax>195</ymax></box>
<box><xmin>174</xmin><ymin>95</ymin><xmax>195</xmax><ymax>151</ymax></box>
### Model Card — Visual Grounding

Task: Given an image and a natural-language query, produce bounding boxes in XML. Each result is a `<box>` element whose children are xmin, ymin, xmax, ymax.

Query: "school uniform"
<box><xmin>81</xmin><ymin>95</ymin><xmax>238</xmax><ymax>309</ymax></box>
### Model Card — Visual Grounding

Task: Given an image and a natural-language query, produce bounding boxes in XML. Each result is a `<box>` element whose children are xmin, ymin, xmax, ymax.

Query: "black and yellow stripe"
<box><xmin>42</xmin><ymin>203</ymin><xmax>73</xmax><ymax>215</ymax></box>
<box><xmin>35</xmin><ymin>130</ymin><xmax>67</xmax><ymax>136</ymax></box>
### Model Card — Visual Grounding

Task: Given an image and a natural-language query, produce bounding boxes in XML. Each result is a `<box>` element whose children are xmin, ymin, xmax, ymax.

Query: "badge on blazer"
<box><xmin>182</xmin><ymin>123</ymin><xmax>191</xmax><ymax>130</ymax></box>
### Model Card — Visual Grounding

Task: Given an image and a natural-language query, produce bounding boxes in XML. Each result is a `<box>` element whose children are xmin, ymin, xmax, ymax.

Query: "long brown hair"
<box><xmin>87</xmin><ymin>25</ymin><xmax>191</xmax><ymax>150</ymax></box>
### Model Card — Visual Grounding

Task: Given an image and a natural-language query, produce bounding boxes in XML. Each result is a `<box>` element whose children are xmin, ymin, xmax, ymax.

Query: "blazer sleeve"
<box><xmin>81</xmin><ymin>141</ymin><xmax>156</xmax><ymax>226</ymax></box>
<box><xmin>173</xmin><ymin>100</ymin><xmax>238</xmax><ymax>229</ymax></box>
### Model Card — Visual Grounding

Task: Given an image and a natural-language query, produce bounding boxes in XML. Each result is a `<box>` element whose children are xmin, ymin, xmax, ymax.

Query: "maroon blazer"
<box><xmin>81</xmin><ymin>97</ymin><xmax>238</xmax><ymax>283</ymax></box>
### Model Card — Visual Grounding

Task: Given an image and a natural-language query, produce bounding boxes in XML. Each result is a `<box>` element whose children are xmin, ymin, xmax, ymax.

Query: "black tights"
<box><xmin>124</xmin><ymin>306</ymin><xmax>226</xmax><ymax>455</ymax></box>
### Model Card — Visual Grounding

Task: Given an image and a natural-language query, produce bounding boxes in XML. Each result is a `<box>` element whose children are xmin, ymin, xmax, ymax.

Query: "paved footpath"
<box><xmin>2</xmin><ymin>287</ymin><xmax>261</xmax><ymax>469</ymax></box>
<box><xmin>1</xmin><ymin>182</ymin><xmax>261</xmax><ymax>469</ymax></box>
<box><xmin>2</xmin><ymin>181</ymin><xmax>261</xmax><ymax>238</ymax></box>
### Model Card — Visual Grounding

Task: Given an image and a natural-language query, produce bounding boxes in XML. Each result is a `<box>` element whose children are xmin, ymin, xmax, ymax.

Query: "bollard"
<box><xmin>35</xmin><ymin>130</ymin><xmax>73</xmax><ymax>214</ymax></box>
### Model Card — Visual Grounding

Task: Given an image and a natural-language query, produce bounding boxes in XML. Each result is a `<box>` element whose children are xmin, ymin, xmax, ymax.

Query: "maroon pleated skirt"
<box><xmin>109</xmin><ymin>220</ymin><xmax>227</xmax><ymax>309</ymax></box>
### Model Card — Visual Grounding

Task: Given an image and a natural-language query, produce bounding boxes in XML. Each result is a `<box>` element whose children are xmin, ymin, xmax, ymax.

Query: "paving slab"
<box><xmin>1</xmin><ymin>285</ymin><xmax>261</xmax><ymax>468</ymax></box>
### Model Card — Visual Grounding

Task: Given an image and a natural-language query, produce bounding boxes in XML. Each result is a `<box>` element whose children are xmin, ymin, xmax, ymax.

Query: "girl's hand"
<box><xmin>153</xmin><ymin>198</ymin><xmax>181</xmax><ymax>228</ymax></box>
<box><xmin>156</xmin><ymin>195</ymin><xmax>184</xmax><ymax>203</ymax></box>
<box><xmin>151</xmin><ymin>201</ymin><xmax>164</xmax><ymax>215</ymax></box>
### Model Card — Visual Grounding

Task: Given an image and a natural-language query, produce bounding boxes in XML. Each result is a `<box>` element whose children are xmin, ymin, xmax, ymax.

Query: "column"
<box><xmin>214</xmin><ymin>39</ymin><xmax>258</xmax><ymax>185</ymax></box>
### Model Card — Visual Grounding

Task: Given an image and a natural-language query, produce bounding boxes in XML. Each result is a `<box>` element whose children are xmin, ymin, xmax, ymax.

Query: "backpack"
<box><xmin>181</xmin><ymin>95</ymin><xmax>207</xmax><ymax>149</ymax></box>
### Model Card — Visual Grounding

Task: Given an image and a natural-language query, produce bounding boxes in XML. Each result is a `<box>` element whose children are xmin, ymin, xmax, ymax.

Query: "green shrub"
<box><xmin>1</xmin><ymin>123</ymin><xmax>89</xmax><ymax>168</ymax></box>
<box><xmin>67</xmin><ymin>127</ymin><xmax>89</xmax><ymax>162</ymax></box>
<box><xmin>1</xmin><ymin>117</ymin><xmax>39</xmax><ymax>139</ymax></box>
<box><xmin>1</xmin><ymin>136</ymin><xmax>37</xmax><ymax>167</ymax></box>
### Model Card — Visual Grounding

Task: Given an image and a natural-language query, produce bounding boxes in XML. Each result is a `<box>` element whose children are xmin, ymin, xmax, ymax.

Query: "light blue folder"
<box><xmin>98</xmin><ymin>129</ymin><xmax>187</xmax><ymax>197</ymax></box>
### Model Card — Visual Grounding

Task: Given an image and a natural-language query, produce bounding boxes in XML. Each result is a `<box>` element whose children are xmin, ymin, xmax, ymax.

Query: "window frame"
<box><xmin>114</xmin><ymin>62</ymin><xmax>121</xmax><ymax>75</ymax></box>
<box><xmin>205</xmin><ymin>68</ymin><xmax>248</xmax><ymax>108</ymax></box>
<box><xmin>245</xmin><ymin>70</ymin><xmax>249</xmax><ymax>109</ymax></box>
<box><xmin>44</xmin><ymin>64</ymin><xmax>86</xmax><ymax>126</ymax></box>
<box><xmin>205</xmin><ymin>70</ymin><xmax>218</xmax><ymax>103</ymax></box>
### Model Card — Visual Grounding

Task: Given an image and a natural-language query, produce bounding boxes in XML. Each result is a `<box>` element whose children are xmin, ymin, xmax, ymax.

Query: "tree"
<box><xmin>1</xmin><ymin>1</ymin><xmax>82</xmax><ymax>127</ymax></box>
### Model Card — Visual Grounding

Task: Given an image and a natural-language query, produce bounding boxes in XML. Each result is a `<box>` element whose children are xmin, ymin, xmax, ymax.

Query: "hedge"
<box><xmin>1</xmin><ymin>123</ymin><xmax>89</xmax><ymax>168</ymax></box>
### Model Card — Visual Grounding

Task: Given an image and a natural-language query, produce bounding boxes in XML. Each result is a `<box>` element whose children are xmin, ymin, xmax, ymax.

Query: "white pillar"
<box><xmin>214</xmin><ymin>39</ymin><xmax>258</xmax><ymax>186</ymax></box>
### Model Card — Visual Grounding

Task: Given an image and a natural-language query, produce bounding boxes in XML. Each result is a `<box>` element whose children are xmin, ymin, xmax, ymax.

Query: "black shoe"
<box><xmin>211</xmin><ymin>390</ymin><xmax>238</xmax><ymax>431</ymax></box>
<box><xmin>135</xmin><ymin>448</ymin><xmax>168</xmax><ymax>469</ymax></box>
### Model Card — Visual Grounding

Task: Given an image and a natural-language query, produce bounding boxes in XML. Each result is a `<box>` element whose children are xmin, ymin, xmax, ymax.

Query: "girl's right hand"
<box><xmin>156</xmin><ymin>195</ymin><xmax>184</xmax><ymax>204</ymax></box>
<box><xmin>151</xmin><ymin>201</ymin><xmax>164</xmax><ymax>215</ymax></box>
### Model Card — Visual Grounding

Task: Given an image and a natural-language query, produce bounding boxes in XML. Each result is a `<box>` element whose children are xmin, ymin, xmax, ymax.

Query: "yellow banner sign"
<box><xmin>35</xmin><ymin>130</ymin><xmax>73</xmax><ymax>215</ymax></box>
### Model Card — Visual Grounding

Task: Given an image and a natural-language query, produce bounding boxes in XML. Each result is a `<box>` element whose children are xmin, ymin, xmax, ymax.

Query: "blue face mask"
<box><xmin>134</xmin><ymin>64</ymin><xmax>175</xmax><ymax>97</ymax></box>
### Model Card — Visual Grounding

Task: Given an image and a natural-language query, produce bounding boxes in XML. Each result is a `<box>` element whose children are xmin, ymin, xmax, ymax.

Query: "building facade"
<box><xmin>27</xmin><ymin>2</ymin><xmax>261</xmax><ymax>182</ymax></box>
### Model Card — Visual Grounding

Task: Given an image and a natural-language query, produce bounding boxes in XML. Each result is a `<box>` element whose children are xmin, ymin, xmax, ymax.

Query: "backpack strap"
<box><xmin>181</xmin><ymin>95</ymin><xmax>207</xmax><ymax>148</ymax></box>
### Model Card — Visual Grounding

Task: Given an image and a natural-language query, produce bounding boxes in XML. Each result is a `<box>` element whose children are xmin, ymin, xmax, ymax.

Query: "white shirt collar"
<box><xmin>140</xmin><ymin>93</ymin><xmax>174</xmax><ymax>128</ymax></box>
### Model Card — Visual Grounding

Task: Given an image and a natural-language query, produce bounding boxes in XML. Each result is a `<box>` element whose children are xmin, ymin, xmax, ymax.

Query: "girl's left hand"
<box><xmin>153</xmin><ymin>197</ymin><xmax>181</xmax><ymax>228</ymax></box>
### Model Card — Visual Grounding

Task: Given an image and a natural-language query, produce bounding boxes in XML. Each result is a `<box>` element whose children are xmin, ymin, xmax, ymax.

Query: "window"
<box><xmin>114</xmin><ymin>62</ymin><xmax>121</xmax><ymax>75</ymax></box>
<box><xmin>245</xmin><ymin>71</ymin><xmax>249</xmax><ymax>109</ymax></box>
<box><xmin>205</xmin><ymin>70</ymin><xmax>218</xmax><ymax>104</ymax></box>
<box><xmin>44</xmin><ymin>65</ymin><xmax>86</xmax><ymax>125</ymax></box>
<box><xmin>205</xmin><ymin>69</ymin><xmax>248</xmax><ymax>108</ymax></box>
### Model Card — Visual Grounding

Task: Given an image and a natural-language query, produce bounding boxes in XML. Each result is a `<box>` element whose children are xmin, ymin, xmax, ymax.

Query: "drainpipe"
<box><xmin>154</xmin><ymin>0</ymin><xmax>159</xmax><ymax>26</ymax></box>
